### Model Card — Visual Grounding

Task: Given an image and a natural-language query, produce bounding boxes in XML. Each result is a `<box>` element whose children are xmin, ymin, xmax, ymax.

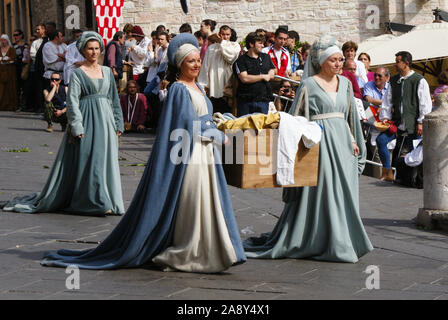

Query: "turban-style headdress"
<box><xmin>167</xmin><ymin>33</ymin><xmax>199</xmax><ymax>68</ymax></box>
<box><xmin>76</xmin><ymin>31</ymin><xmax>105</xmax><ymax>57</ymax></box>
<box><xmin>302</xmin><ymin>35</ymin><xmax>343</xmax><ymax>79</ymax></box>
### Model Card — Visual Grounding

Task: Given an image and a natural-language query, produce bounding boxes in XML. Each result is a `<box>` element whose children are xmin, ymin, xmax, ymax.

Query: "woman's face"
<box><xmin>180</xmin><ymin>51</ymin><xmax>201</xmax><ymax>80</ymax></box>
<box><xmin>321</xmin><ymin>53</ymin><xmax>344</xmax><ymax>75</ymax></box>
<box><xmin>358</xmin><ymin>54</ymin><xmax>370</xmax><ymax>69</ymax></box>
<box><xmin>343</xmin><ymin>48</ymin><xmax>356</xmax><ymax>60</ymax></box>
<box><xmin>83</xmin><ymin>40</ymin><xmax>101</xmax><ymax>62</ymax></box>
<box><xmin>200</xmin><ymin>22</ymin><xmax>210</xmax><ymax>35</ymax></box>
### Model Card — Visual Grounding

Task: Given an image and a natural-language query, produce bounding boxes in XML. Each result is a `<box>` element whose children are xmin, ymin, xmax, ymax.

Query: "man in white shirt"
<box><xmin>198</xmin><ymin>25</ymin><xmax>240</xmax><ymax>113</ymax></box>
<box><xmin>30</xmin><ymin>24</ymin><xmax>45</xmax><ymax>65</ymax></box>
<box><xmin>42</xmin><ymin>30</ymin><xmax>67</xmax><ymax>86</ymax></box>
<box><xmin>262</xmin><ymin>28</ymin><xmax>291</xmax><ymax>77</ymax></box>
<box><xmin>128</xmin><ymin>25</ymin><xmax>151</xmax><ymax>83</ymax></box>
<box><xmin>376</xmin><ymin>51</ymin><xmax>432</xmax><ymax>182</ymax></box>
<box><xmin>63</xmin><ymin>29</ymin><xmax>84</xmax><ymax>84</ymax></box>
<box><xmin>146</xmin><ymin>31</ymin><xmax>169</xmax><ymax>85</ymax></box>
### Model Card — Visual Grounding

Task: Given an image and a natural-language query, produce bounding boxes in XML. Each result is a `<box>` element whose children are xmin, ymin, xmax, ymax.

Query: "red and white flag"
<box><xmin>94</xmin><ymin>0</ymin><xmax>124</xmax><ymax>45</ymax></box>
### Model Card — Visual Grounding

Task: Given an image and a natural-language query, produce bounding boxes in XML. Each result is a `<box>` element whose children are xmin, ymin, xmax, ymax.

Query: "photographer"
<box><xmin>274</xmin><ymin>79</ymin><xmax>295</xmax><ymax>112</ymax></box>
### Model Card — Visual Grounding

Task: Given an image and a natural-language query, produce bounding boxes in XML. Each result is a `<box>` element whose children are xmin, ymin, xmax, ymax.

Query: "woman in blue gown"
<box><xmin>3</xmin><ymin>32</ymin><xmax>125</xmax><ymax>216</ymax></box>
<box><xmin>244</xmin><ymin>35</ymin><xmax>373</xmax><ymax>263</ymax></box>
<box><xmin>41</xmin><ymin>33</ymin><xmax>246</xmax><ymax>273</ymax></box>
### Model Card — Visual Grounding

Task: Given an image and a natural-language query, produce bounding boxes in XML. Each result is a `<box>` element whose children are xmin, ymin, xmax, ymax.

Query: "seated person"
<box><xmin>363</xmin><ymin>67</ymin><xmax>390</xmax><ymax>107</ymax></box>
<box><xmin>120</xmin><ymin>80</ymin><xmax>148</xmax><ymax>132</ymax></box>
<box><xmin>43</xmin><ymin>72</ymin><xmax>68</xmax><ymax>133</ymax></box>
<box><xmin>274</xmin><ymin>79</ymin><xmax>296</xmax><ymax>112</ymax></box>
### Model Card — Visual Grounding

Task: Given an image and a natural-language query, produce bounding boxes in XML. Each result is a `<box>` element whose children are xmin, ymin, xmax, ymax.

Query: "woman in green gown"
<box><xmin>244</xmin><ymin>35</ymin><xmax>373</xmax><ymax>263</ymax></box>
<box><xmin>3</xmin><ymin>32</ymin><xmax>125</xmax><ymax>216</ymax></box>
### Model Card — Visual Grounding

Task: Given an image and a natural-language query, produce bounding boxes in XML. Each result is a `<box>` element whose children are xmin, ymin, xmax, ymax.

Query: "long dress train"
<box><xmin>3</xmin><ymin>66</ymin><xmax>125</xmax><ymax>215</ymax></box>
<box><xmin>41</xmin><ymin>82</ymin><xmax>246</xmax><ymax>272</ymax></box>
<box><xmin>244</xmin><ymin>75</ymin><xmax>373</xmax><ymax>263</ymax></box>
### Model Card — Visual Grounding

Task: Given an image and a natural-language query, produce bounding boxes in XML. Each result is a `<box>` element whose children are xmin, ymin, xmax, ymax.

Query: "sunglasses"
<box><xmin>374</xmin><ymin>74</ymin><xmax>383</xmax><ymax>78</ymax></box>
<box><xmin>13</xmin><ymin>34</ymin><xmax>21</xmax><ymax>37</ymax></box>
<box><xmin>51</xmin><ymin>78</ymin><xmax>61</xmax><ymax>81</ymax></box>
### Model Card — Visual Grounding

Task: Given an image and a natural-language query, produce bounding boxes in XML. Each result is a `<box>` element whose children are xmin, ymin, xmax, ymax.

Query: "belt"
<box><xmin>80</xmin><ymin>94</ymin><xmax>108</xmax><ymax>101</ymax></box>
<box><xmin>311</xmin><ymin>112</ymin><xmax>344</xmax><ymax>121</ymax></box>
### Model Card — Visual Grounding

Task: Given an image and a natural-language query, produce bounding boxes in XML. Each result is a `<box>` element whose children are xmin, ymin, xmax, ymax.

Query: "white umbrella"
<box><xmin>356</xmin><ymin>34</ymin><xmax>396</xmax><ymax>57</ymax></box>
<box><xmin>364</xmin><ymin>21</ymin><xmax>448</xmax><ymax>66</ymax></box>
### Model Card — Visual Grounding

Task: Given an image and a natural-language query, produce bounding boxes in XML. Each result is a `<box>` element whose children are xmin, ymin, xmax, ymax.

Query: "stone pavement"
<box><xmin>0</xmin><ymin>111</ymin><xmax>447</xmax><ymax>301</ymax></box>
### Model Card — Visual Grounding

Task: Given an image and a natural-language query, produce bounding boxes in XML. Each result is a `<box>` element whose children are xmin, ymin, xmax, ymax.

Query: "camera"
<box><xmin>283</xmin><ymin>88</ymin><xmax>290</xmax><ymax>93</ymax></box>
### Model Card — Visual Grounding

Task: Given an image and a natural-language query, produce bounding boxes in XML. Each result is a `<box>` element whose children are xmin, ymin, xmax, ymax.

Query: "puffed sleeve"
<box><xmin>66</xmin><ymin>71</ymin><xmax>84</xmax><ymax>137</ymax></box>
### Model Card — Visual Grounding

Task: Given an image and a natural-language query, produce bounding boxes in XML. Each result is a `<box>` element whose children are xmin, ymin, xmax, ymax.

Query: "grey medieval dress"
<box><xmin>243</xmin><ymin>75</ymin><xmax>373</xmax><ymax>263</ymax></box>
<box><xmin>3</xmin><ymin>66</ymin><xmax>125</xmax><ymax>215</ymax></box>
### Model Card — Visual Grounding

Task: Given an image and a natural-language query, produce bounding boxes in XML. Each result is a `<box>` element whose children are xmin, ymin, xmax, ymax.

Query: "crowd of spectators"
<box><xmin>1</xmin><ymin>20</ymin><xmax>446</xmax><ymax>188</ymax></box>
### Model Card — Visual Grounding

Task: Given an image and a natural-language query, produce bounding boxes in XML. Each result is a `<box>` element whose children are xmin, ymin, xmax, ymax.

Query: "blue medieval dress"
<box><xmin>243</xmin><ymin>75</ymin><xmax>373</xmax><ymax>263</ymax></box>
<box><xmin>3</xmin><ymin>66</ymin><xmax>125</xmax><ymax>216</ymax></box>
<box><xmin>41</xmin><ymin>82</ymin><xmax>246</xmax><ymax>273</ymax></box>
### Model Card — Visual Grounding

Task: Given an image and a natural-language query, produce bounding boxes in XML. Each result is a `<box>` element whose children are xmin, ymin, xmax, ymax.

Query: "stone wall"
<box><xmin>29</xmin><ymin>0</ymin><xmax>90</xmax><ymax>38</ymax></box>
<box><xmin>120</xmin><ymin>0</ymin><xmax>448</xmax><ymax>43</ymax></box>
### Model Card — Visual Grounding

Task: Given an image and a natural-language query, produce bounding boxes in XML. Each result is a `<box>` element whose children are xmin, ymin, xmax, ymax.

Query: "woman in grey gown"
<box><xmin>3</xmin><ymin>32</ymin><xmax>125</xmax><ymax>216</ymax></box>
<box><xmin>244</xmin><ymin>35</ymin><xmax>373</xmax><ymax>263</ymax></box>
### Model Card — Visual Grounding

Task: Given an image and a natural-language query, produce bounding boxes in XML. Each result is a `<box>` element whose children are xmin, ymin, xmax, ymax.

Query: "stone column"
<box><xmin>417</xmin><ymin>92</ymin><xmax>448</xmax><ymax>231</ymax></box>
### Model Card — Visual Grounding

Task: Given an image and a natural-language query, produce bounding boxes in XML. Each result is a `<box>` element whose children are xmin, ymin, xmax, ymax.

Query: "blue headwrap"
<box><xmin>76</xmin><ymin>31</ymin><xmax>104</xmax><ymax>57</ymax></box>
<box><xmin>167</xmin><ymin>33</ymin><xmax>199</xmax><ymax>67</ymax></box>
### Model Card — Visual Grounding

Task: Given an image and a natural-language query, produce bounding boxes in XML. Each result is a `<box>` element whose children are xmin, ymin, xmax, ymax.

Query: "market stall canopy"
<box><xmin>356</xmin><ymin>34</ymin><xmax>396</xmax><ymax>56</ymax></box>
<box><xmin>362</xmin><ymin>22</ymin><xmax>448</xmax><ymax>66</ymax></box>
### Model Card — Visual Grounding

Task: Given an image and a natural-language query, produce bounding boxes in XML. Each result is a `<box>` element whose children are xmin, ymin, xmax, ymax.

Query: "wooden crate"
<box><xmin>221</xmin><ymin>129</ymin><xmax>319</xmax><ymax>189</ymax></box>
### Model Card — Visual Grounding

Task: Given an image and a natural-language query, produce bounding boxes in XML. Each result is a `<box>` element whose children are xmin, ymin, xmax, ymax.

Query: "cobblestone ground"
<box><xmin>0</xmin><ymin>112</ymin><xmax>447</xmax><ymax>301</ymax></box>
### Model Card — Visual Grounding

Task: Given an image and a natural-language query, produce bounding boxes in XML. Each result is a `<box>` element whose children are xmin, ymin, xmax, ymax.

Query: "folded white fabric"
<box><xmin>276</xmin><ymin>112</ymin><xmax>322</xmax><ymax>186</ymax></box>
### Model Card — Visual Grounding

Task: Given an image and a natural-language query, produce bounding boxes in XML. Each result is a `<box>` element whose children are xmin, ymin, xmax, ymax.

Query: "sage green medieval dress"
<box><xmin>243</xmin><ymin>75</ymin><xmax>373</xmax><ymax>263</ymax></box>
<box><xmin>3</xmin><ymin>66</ymin><xmax>125</xmax><ymax>215</ymax></box>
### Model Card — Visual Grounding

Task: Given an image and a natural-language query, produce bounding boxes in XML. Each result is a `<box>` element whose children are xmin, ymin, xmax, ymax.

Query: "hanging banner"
<box><xmin>93</xmin><ymin>0</ymin><xmax>124</xmax><ymax>45</ymax></box>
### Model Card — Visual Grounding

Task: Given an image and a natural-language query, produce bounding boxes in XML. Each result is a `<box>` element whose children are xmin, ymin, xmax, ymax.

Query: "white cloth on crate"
<box><xmin>198</xmin><ymin>41</ymin><xmax>240</xmax><ymax>99</ymax></box>
<box><xmin>276</xmin><ymin>112</ymin><xmax>322</xmax><ymax>186</ymax></box>
<box><xmin>42</xmin><ymin>41</ymin><xmax>68</xmax><ymax>79</ymax></box>
<box><xmin>63</xmin><ymin>42</ymin><xmax>85</xmax><ymax>84</ymax></box>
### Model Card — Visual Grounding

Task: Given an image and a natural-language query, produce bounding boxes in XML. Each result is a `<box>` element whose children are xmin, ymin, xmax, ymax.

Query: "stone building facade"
<box><xmin>121</xmin><ymin>0</ymin><xmax>448</xmax><ymax>42</ymax></box>
<box><xmin>1</xmin><ymin>0</ymin><xmax>96</xmax><ymax>42</ymax></box>
<box><xmin>2</xmin><ymin>0</ymin><xmax>448</xmax><ymax>43</ymax></box>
